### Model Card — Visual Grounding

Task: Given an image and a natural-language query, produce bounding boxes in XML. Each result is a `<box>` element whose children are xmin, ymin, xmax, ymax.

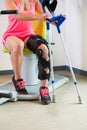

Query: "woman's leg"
<box><xmin>5</xmin><ymin>36</ymin><xmax>28</xmax><ymax>94</ymax></box>
<box><xmin>5</xmin><ymin>36</ymin><xmax>24</xmax><ymax>80</ymax></box>
<box><xmin>26</xmin><ymin>35</ymin><xmax>51</xmax><ymax>104</ymax></box>
<box><xmin>37</xmin><ymin>44</ymin><xmax>51</xmax><ymax>105</ymax></box>
<box><xmin>38</xmin><ymin>44</ymin><xmax>50</xmax><ymax>87</ymax></box>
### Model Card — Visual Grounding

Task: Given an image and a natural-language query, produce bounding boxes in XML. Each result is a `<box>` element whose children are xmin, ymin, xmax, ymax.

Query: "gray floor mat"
<box><xmin>0</xmin><ymin>75</ymin><xmax>69</xmax><ymax>94</ymax></box>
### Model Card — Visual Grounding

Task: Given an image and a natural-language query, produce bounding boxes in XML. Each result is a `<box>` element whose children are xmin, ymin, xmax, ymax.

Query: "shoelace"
<box><xmin>40</xmin><ymin>88</ymin><xmax>48</xmax><ymax>97</ymax></box>
<box><xmin>16</xmin><ymin>81</ymin><xmax>26</xmax><ymax>89</ymax></box>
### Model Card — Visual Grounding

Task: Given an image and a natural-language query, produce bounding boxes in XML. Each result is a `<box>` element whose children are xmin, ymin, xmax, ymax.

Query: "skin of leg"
<box><xmin>38</xmin><ymin>44</ymin><xmax>50</xmax><ymax>87</ymax></box>
<box><xmin>4</xmin><ymin>36</ymin><xmax>24</xmax><ymax>80</ymax></box>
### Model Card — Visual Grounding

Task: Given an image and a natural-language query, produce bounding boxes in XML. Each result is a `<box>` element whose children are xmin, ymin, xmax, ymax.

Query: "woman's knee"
<box><xmin>15</xmin><ymin>43</ymin><xmax>24</xmax><ymax>52</ymax></box>
<box><xmin>5</xmin><ymin>36</ymin><xmax>24</xmax><ymax>53</ymax></box>
<box><xmin>38</xmin><ymin>44</ymin><xmax>48</xmax><ymax>54</ymax></box>
<box><xmin>38</xmin><ymin>44</ymin><xmax>49</xmax><ymax>59</ymax></box>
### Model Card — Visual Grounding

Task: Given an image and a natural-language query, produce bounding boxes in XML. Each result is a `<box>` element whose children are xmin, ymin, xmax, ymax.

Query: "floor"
<box><xmin>0</xmin><ymin>70</ymin><xmax>87</xmax><ymax>130</ymax></box>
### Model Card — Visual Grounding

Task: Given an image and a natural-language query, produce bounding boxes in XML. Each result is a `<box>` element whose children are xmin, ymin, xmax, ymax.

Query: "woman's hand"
<box><xmin>37</xmin><ymin>13</ymin><xmax>50</xmax><ymax>21</ymax></box>
<box><xmin>37</xmin><ymin>12</ymin><xmax>56</xmax><ymax>26</ymax></box>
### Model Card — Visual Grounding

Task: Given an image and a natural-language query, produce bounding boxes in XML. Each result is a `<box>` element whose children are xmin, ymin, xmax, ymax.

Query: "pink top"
<box><xmin>2</xmin><ymin>0</ymin><xmax>35</xmax><ymax>44</ymax></box>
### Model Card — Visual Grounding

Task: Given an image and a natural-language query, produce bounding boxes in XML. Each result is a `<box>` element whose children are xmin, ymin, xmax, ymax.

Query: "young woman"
<box><xmin>2</xmin><ymin>0</ymin><xmax>51</xmax><ymax>105</ymax></box>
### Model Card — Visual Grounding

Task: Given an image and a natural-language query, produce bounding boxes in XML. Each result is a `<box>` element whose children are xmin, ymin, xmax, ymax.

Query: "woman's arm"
<box><xmin>5</xmin><ymin>0</ymin><xmax>48</xmax><ymax>21</ymax></box>
<box><xmin>35</xmin><ymin>0</ymin><xmax>44</xmax><ymax>14</ymax></box>
<box><xmin>35</xmin><ymin>0</ymin><xmax>56</xmax><ymax>25</ymax></box>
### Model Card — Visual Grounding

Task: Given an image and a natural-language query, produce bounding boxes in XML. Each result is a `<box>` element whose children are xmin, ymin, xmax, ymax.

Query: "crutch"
<box><xmin>47</xmin><ymin>22</ymin><xmax>57</xmax><ymax>103</ymax></box>
<box><xmin>47</xmin><ymin>14</ymin><xmax>83</xmax><ymax>104</ymax></box>
<box><xmin>40</xmin><ymin>0</ymin><xmax>83</xmax><ymax>104</ymax></box>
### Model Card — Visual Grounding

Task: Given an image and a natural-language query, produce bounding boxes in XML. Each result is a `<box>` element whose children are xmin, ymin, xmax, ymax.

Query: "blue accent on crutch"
<box><xmin>52</xmin><ymin>80</ymin><xmax>54</xmax><ymax>84</ymax></box>
<box><xmin>74</xmin><ymin>82</ymin><xmax>77</xmax><ymax>85</ymax></box>
<box><xmin>47</xmin><ymin>14</ymin><xmax>66</xmax><ymax>33</ymax></box>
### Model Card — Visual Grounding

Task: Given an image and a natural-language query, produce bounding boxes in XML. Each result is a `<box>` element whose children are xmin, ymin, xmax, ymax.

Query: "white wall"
<box><xmin>65</xmin><ymin>0</ymin><xmax>82</xmax><ymax>69</ymax></box>
<box><xmin>52</xmin><ymin>0</ymin><xmax>67</xmax><ymax>66</ymax></box>
<box><xmin>0</xmin><ymin>0</ymin><xmax>87</xmax><ymax>71</ymax></box>
<box><xmin>82</xmin><ymin>5</ymin><xmax>87</xmax><ymax>71</ymax></box>
<box><xmin>64</xmin><ymin>0</ymin><xmax>87</xmax><ymax>71</ymax></box>
<box><xmin>53</xmin><ymin>0</ymin><xmax>87</xmax><ymax>71</ymax></box>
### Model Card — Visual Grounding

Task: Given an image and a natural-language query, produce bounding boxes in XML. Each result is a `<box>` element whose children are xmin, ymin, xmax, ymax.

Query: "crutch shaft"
<box><xmin>60</xmin><ymin>33</ymin><xmax>82</xmax><ymax>104</ymax></box>
<box><xmin>47</xmin><ymin>28</ymin><xmax>57</xmax><ymax>103</ymax></box>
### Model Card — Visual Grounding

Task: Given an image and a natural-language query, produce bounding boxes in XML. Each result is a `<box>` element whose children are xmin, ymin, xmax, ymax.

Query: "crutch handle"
<box><xmin>47</xmin><ymin>14</ymin><xmax>66</xmax><ymax>24</ymax></box>
<box><xmin>46</xmin><ymin>14</ymin><xmax>66</xmax><ymax>33</ymax></box>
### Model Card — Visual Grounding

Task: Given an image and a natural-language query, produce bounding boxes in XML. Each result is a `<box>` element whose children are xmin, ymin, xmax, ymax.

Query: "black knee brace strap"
<box><xmin>26</xmin><ymin>36</ymin><xmax>42</xmax><ymax>57</ymax></box>
<box><xmin>26</xmin><ymin>35</ymin><xmax>49</xmax><ymax>57</ymax></box>
<box><xmin>38</xmin><ymin>58</ymin><xmax>50</xmax><ymax>80</ymax></box>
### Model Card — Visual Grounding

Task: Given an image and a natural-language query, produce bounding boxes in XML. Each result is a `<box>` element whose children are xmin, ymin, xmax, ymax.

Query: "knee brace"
<box><xmin>26</xmin><ymin>35</ymin><xmax>50</xmax><ymax>80</ymax></box>
<box><xmin>38</xmin><ymin>58</ymin><xmax>50</xmax><ymax>80</ymax></box>
<box><xmin>26</xmin><ymin>35</ymin><xmax>49</xmax><ymax>57</ymax></box>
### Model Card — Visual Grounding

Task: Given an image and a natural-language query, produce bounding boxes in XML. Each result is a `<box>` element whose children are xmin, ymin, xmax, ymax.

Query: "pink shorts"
<box><xmin>2</xmin><ymin>33</ymin><xmax>35</xmax><ymax>45</ymax></box>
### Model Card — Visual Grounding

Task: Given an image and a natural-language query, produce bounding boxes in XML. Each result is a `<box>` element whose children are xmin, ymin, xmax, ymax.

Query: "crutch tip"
<box><xmin>78</xmin><ymin>96</ymin><xmax>83</xmax><ymax>104</ymax></box>
<box><xmin>52</xmin><ymin>95</ymin><xmax>57</xmax><ymax>103</ymax></box>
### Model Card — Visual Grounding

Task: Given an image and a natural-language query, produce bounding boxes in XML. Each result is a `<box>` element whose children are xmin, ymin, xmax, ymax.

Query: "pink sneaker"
<box><xmin>12</xmin><ymin>76</ymin><xmax>28</xmax><ymax>94</ymax></box>
<box><xmin>39</xmin><ymin>86</ymin><xmax>51</xmax><ymax>105</ymax></box>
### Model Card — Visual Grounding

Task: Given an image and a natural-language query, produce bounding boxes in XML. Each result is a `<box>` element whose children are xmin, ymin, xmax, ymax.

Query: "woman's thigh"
<box><xmin>4</xmin><ymin>36</ymin><xmax>24</xmax><ymax>52</ymax></box>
